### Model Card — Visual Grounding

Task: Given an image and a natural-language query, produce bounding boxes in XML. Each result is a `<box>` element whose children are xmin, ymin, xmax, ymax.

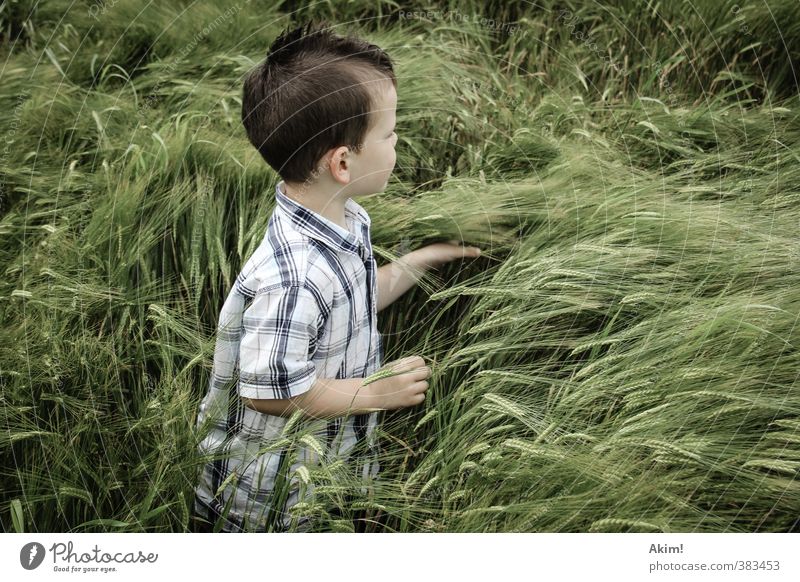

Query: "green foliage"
<box><xmin>0</xmin><ymin>0</ymin><xmax>798</xmax><ymax>533</ymax></box>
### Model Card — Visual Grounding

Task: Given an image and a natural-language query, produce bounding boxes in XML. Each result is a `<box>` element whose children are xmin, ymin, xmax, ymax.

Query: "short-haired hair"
<box><xmin>241</xmin><ymin>20</ymin><xmax>396</xmax><ymax>184</ymax></box>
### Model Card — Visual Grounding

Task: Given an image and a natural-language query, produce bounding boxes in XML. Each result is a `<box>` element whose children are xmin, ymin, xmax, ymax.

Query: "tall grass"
<box><xmin>1</xmin><ymin>0</ymin><xmax>798</xmax><ymax>532</ymax></box>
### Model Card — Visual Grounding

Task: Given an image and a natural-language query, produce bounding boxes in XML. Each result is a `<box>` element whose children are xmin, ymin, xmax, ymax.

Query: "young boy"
<box><xmin>193</xmin><ymin>21</ymin><xmax>481</xmax><ymax>533</ymax></box>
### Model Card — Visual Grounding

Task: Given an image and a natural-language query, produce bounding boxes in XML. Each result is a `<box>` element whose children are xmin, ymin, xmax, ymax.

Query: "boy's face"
<box><xmin>346</xmin><ymin>80</ymin><xmax>398</xmax><ymax>196</ymax></box>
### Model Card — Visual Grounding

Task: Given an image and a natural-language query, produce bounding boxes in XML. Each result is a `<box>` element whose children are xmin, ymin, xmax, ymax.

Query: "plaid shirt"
<box><xmin>194</xmin><ymin>180</ymin><xmax>383</xmax><ymax>532</ymax></box>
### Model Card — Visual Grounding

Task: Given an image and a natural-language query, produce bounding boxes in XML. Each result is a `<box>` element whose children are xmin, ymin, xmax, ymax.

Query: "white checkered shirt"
<box><xmin>194</xmin><ymin>180</ymin><xmax>383</xmax><ymax>532</ymax></box>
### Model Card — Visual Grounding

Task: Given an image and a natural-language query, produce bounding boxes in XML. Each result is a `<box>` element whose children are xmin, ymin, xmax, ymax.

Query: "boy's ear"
<box><xmin>328</xmin><ymin>145</ymin><xmax>351</xmax><ymax>185</ymax></box>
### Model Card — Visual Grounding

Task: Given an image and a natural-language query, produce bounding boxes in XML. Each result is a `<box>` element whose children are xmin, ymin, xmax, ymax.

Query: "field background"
<box><xmin>1</xmin><ymin>0</ymin><xmax>798</xmax><ymax>533</ymax></box>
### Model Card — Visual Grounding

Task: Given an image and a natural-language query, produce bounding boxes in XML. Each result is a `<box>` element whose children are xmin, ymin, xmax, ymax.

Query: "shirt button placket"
<box><xmin>359</xmin><ymin>241</ymin><xmax>376</xmax><ymax>372</ymax></box>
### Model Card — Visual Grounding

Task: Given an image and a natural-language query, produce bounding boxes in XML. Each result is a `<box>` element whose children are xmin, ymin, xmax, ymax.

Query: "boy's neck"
<box><xmin>281</xmin><ymin>180</ymin><xmax>349</xmax><ymax>231</ymax></box>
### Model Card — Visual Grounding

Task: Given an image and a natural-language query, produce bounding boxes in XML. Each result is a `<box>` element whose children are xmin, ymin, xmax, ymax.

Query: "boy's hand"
<box><xmin>415</xmin><ymin>240</ymin><xmax>482</xmax><ymax>270</ymax></box>
<box><xmin>366</xmin><ymin>356</ymin><xmax>431</xmax><ymax>410</ymax></box>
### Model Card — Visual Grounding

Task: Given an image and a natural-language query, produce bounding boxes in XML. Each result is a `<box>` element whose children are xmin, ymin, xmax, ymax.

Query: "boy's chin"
<box><xmin>376</xmin><ymin>176</ymin><xmax>391</xmax><ymax>192</ymax></box>
<box><xmin>353</xmin><ymin>180</ymin><xmax>389</xmax><ymax>197</ymax></box>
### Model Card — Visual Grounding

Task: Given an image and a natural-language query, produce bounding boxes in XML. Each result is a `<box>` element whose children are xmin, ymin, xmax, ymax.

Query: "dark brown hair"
<box><xmin>241</xmin><ymin>21</ymin><xmax>396</xmax><ymax>184</ymax></box>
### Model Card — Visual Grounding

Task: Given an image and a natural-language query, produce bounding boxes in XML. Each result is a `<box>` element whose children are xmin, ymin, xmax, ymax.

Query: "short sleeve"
<box><xmin>237</xmin><ymin>284</ymin><xmax>323</xmax><ymax>400</ymax></box>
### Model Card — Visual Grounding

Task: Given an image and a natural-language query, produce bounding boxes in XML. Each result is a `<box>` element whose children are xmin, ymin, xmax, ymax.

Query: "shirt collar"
<box><xmin>275</xmin><ymin>180</ymin><xmax>371</xmax><ymax>258</ymax></box>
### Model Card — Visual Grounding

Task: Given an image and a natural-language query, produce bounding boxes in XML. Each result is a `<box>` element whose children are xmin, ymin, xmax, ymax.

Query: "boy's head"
<box><xmin>242</xmin><ymin>21</ymin><xmax>398</xmax><ymax>197</ymax></box>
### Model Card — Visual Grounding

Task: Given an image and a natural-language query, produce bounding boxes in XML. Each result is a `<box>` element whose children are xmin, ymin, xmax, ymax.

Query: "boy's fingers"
<box><xmin>447</xmin><ymin>239</ymin><xmax>481</xmax><ymax>257</ymax></box>
<box><xmin>388</xmin><ymin>355</ymin><xmax>424</xmax><ymax>372</ymax></box>
<box><xmin>411</xmin><ymin>366</ymin><xmax>431</xmax><ymax>380</ymax></box>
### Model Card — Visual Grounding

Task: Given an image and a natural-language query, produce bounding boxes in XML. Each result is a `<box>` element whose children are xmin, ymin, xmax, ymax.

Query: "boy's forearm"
<box><xmin>376</xmin><ymin>250</ymin><xmax>430</xmax><ymax>312</ymax></box>
<box><xmin>242</xmin><ymin>377</ymin><xmax>385</xmax><ymax>420</ymax></box>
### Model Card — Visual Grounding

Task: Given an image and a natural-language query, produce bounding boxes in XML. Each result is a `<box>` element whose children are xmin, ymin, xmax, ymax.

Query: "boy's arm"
<box><xmin>244</xmin><ymin>356</ymin><xmax>431</xmax><ymax>418</ymax></box>
<box><xmin>237</xmin><ymin>282</ymin><xmax>346</xmax><ymax>418</ymax></box>
<box><xmin>376</xmin><ymin>251</ymin><xmax>429</xmax><ymax>313</ymax></box>
<box><xmin>376</xmin><ymin>243</ymin><xmax>482</xmax><ymax>312</ymax></box>
<box><xmin>242</xmin><ymin>376</ymin><xmax>384</xmax><ymax>419</ymax></box>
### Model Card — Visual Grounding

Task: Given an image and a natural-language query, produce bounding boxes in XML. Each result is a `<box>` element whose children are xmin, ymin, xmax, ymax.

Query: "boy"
<box><xmin>193</xmin><ymin>21</ymin><xmax>481</xmax><ymax>533</ymax></box>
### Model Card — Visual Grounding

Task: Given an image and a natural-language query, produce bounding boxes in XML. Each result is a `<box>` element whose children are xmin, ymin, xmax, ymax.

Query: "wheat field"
<box><xmin>1</xmin><ymin>0</ymin><xmax>798</xmax><ymax>533</ymax></box>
